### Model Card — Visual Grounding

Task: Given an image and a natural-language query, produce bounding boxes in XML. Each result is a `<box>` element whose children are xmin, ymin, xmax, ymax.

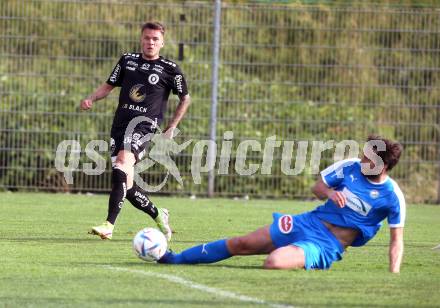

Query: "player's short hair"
<box><xmin>141</xmin><ymin>22</ymin><xmax>165</xmax><ymax>35</ymax></box>
<box><xmin>367</xmin><ymin>135</ymin><xmax>403</xmax><ymax>171</ymax></box>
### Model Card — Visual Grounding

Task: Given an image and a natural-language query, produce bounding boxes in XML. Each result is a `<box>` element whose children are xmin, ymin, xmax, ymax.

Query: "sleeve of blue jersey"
<box><xmin>387</xmin><ymin>180</ymin><xmax>406</xmax><ymax>228</ymax></box>
<box><xmin>320</xmin><ymin>158</ymin><xmax>359</xmax><ymax>188</ymax></box>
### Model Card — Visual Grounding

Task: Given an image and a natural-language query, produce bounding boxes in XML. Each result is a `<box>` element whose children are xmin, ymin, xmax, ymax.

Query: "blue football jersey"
<box><xmin>312</xmin><ymin>158</ymin><xmax>406</xmax><ymax>247</ymax></box>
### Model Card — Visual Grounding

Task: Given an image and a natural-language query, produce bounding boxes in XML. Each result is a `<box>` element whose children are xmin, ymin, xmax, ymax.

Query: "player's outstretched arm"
<box><xmin>80</xmin><ymin>83</ymin><xmax>115</xmax><ymax>110</ymax></box>
<box><xmin>389</xmin><ymin>227</ymin><xmax>404</xmax><ymax>273</ymax></box>
<box><xmin>164</xmin><ymin>94</ymin><xmax>191</xmax><ymax>138</ymax></box>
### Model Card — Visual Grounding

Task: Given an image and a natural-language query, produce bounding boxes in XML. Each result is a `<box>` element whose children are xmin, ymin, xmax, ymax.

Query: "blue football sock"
<box><xmin>161</xmin><ymin>239</ymin><xmax>231</xmax><ymax>264</ymax></box>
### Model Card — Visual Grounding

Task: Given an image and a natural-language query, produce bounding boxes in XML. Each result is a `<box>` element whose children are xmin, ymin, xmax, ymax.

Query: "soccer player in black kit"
<box><xmin>80</xmin><ymin>22</ymin><xmax>190</xmax><ymax>241</ymax></box>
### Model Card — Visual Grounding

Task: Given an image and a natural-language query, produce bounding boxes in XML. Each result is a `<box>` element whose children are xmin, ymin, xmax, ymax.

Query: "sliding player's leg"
<box><xmin>159</xmin><ymin>226</ymin><xmax>275</xmax><ymax>264</ymax></box>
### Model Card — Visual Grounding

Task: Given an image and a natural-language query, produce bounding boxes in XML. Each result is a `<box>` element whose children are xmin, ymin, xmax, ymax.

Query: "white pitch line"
<box><xmin>103</xmin><ymin>265</ymin><xmax>294</xmax><ymax>308</ymax></box>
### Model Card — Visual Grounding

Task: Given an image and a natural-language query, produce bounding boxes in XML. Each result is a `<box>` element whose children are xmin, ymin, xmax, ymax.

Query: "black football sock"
<box><xmin>106</xmin><ymin>168</ymin><xmax>127</xmax><ymax>225</ymax></box>
<box><xmin>126</xmin><ymin>184</ymin><xmax>159</xmax><ymax>219</ymax></box>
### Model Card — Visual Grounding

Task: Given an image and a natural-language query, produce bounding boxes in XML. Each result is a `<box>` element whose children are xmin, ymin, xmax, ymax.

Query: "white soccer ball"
<box><xmin>133</xmin><ymin>227</ymin><xmax>168</xmax><ymax>262</ymax></box>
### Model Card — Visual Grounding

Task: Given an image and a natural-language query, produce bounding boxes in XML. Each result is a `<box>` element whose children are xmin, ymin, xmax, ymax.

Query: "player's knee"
<box><xmin>263</xmin><ymin>255</ymin><xmax>284</xmax><ymax>269</ymax></box>
<box><xmin>263</xmin><ymin>247</ymin><xmax>305</xmax><ymax>270</ymax></box>
<box><xmin>115</xmin><ymin>153</ymin><xmax>135</xmax><ymax>169</ymax></box>
<box><xmin>115</xmin><ymin>157</ymin><xmax>128</xmax><ymax>167</ymax></box>
<box><xmin>227</xmin><ymin>237</ymin><xmax>252</xmax><ymax>255</ymax></box>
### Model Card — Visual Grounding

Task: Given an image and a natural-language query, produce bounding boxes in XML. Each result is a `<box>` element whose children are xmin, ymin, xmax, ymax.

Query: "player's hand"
<box><xmin>163</xmin><ymin>126</ymin><xmax>176</xmax><ymax>139</ymax></box>
<box><xmin>80</xmin><ymin>98</ymin><xmax>93</xmax><ymax>110</ymax></box>
<box><xmin>328</xmin><ymin>190</ymin><xmax>346</xmax><ymax>208</ymax></box>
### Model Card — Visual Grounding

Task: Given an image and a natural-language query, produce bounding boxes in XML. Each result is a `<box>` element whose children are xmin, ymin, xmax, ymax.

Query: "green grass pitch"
<box><xmin>1</xmin><ymin>192</ymin><xmax>439</xmax><ymax>307</ymax></box>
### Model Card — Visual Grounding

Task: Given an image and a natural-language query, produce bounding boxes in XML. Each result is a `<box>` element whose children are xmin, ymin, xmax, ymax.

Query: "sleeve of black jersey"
<box><xmin>106</xmin><ymin>56</ymin><xmax>125</xmax><ymax>87</ymax></box>
<box><xmin>172</xmin><ymin>66</ymin><xmax>189</xmax><ymax>98</ymax></box>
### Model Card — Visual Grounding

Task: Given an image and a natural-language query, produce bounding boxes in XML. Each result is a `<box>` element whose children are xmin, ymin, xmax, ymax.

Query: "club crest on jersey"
<box><xmin>129</xmin><ymin>84</ymin><xmax>146</xmax><ymax>103</ymax></box>
<box><xmin>370</xmin><ymin>190</ymin><xmax>379</xmax><ymax>199</ymax></box>
<box><xmin>278</xmin><ymin>215</ymin><xmax>293</xmax><ymax>234</ymax></box>
<box><xmin>148</xmin><ymin>73</ymin><xmax>159</xmax><ymax>85</ymax></box>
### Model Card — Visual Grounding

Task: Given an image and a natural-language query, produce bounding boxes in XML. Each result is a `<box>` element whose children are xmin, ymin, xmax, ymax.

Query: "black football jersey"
<box><xmin>106</xmin><ymin>53</ymin><xmax>189</xmax><ymax>133</ymax></box>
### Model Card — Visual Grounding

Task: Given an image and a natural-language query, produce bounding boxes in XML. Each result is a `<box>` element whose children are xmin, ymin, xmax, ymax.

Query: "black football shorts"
<box><xmin>110</xmin><ymin>128</ymin><xmax>155</xmax><ymax>164</ymax></box>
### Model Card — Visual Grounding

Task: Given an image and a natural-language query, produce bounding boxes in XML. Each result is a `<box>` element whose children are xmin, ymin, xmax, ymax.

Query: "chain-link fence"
<box><xmin>1</xmin><ymin>0</ymin><xmax>439</xmax><ymax>203</ymax></box>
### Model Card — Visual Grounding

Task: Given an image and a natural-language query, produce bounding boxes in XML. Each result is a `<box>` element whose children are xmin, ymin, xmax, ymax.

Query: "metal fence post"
<box><xmin>207</xmin><ymin>0</ymin><xmax>221</xmax><ymax>197</ymax></box>
<box><xmin>438</xmin><ymin>162</ymin><xmax>440</xmax><ymax>204</ymax></box>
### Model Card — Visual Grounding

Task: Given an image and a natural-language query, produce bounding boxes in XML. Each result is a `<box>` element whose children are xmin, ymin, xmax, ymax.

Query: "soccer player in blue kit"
<box><xmin>159</xmin><ymin>136</ymin><xmax>405</xmax><ymax>273</ymax></box>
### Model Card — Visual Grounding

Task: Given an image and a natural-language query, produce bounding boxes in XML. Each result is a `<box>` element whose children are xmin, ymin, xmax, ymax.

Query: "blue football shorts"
<box><xmin>269</xmin><ymin>212</ymin><xmax>344</xmax><ymax>270</ymax></box>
